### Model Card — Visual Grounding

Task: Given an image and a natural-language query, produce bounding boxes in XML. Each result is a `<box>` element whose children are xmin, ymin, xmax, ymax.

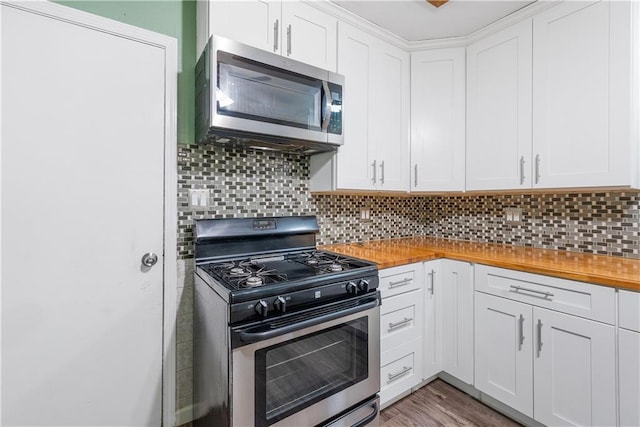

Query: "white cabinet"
<box><xmin>619</xmin><ymin>290</ymin><xmax>640</xmax><ymax>427</ymax></box>
<box><xmin>423</xmin><ymin>260</ymin><xmax>442</xmax><ymax>380</ymax></box>
<box><xmin>441</xmin><ymin>260</ymin><xmax>474</xmax><ymax>384</ymax></box>
<box><xmin>475</xmin><ymin>293</ymin><xmax>533</xmax><ymax>417</ymax></box>
<box><xmin>475</xmin><ymin>265</ymin><xmax>617</xmax><ymax>426</ymax></box>
<box><xmin>466</xmin><ymin>19</ymin><xmax>532</xmax><ymax>191</ymax></box>
<box><xmin>534</xmin><ymin>307</ymin><xmax>616</xmax><ymax>426</ymax></box>
<box><xmin>532</xmin><ymin>0</ymin><xmax>634</xmax><ymax>188</ymax></box>
<box><xmin>410</xmin><ymin>48</ymin><xmax>465</xmax><ymax>192</ymax></box>
<box><xmin>199</xmin><ymin>0</ymin><xmax>337</xmax><ymax>71</ymax></box>
<box><xmin>379</xmin><ymin>263</ymin><xmax>424</xmax><ymax>407</ymax></box>
<box><xmin>310</xmin><ymin>22</ymin><xmax>410</xmax><ymax>192</ymax></box>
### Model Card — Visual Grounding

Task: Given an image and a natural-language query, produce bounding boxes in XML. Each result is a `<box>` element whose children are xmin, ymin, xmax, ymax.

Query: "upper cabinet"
<box><xmin>411</xmin><ymin>48</ymin><xmax>466</xmax><ymax>192</ymax></box>
<box><xmin>198</xmin><ymin>0</ymin><xmax>337</xmax><ymax>71</ymax></box>
<box><xmin>310</xmin><ymin>22</ymin><xmax>410</xmax><ymax>192</ymax></box>
<box><xmin>532</xmin><ymin>0</ymin><xmax>634</xmax><ymax>188</ymax></box>
<box><xmin>466</xmin><ymin>20</ymin><xmax>533</xmax><ymax>191</ymax></box>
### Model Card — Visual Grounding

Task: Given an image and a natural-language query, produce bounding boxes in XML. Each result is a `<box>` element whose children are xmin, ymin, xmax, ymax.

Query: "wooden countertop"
<box><xmin>322</xmin><ymin>237</ymin><xmax>640</xmax><ymax>291</ymax></box>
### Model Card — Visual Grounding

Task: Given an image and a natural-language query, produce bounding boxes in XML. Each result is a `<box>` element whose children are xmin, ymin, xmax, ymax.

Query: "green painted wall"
<box><xmin>54</xmin><ymin>0</ymin><xmax>196</xmax><ymax>145</ymax></box>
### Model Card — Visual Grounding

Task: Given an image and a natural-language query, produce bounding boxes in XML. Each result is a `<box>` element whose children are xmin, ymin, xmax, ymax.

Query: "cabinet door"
<box><xmin>534</xmin><ymin>307</ymin><xmax>616</xmax><ymax>426</ymax></box>
<box><xmin>466</xmin><ymin>20</ymin><xmax>532</xmax><ymax>191</ymax></box>
<box><xmin>335</xmin><ymin>22</ymin><xmax>375</xmax><ymax>190</ymax></box>
<box><xmin>441</xmin><ymin>260</ymin><xmax>474</xmax><ymax>384</ymax></box>
<box><xmin>371</xmin><ymin>39</ymin><xmax>410</xmax><ymax>192</ymax></box>
<box><xmin>532</xmin><ymin>1</ymin><xmax>632</xmax><ymax>188</ymax></box>
<box><xmin>423</xmin><ymin>261</ymin><xmax>442</xmax><ymax>380</ymax></box>
<box><xmin>209</xmin><ymin>0</ymin><xmax>280</xmax><ymax>53</ymax></box>
<box><xmin>619</xmin><ymin>328</ymin><xmax>640</xmax><ymax>427</ymax></box>
<box><xmin>282</xmin><ymin>2</ymin><xmax>337</xmax><ymax>71</ymax></box>
<box><xmin>475</xmin><ymin>293</ymin><xmax>533</xmax><ymax>417</ymax></box>
<box><xmin>411</xmin><ymin>48</ymin><xmax>465</xmax><ymax>192</ymax></box>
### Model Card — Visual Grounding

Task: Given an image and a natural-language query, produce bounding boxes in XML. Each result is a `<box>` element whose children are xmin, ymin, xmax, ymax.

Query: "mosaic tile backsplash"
<box><xmin>175</xmin><ymin>144</ymin><xmax>639</xmax><ymax>421</ymax></box>
<box><xmin>177</xmin><ymin>144</ymin><xmax>639</xmax><ymax>259</ymax></box>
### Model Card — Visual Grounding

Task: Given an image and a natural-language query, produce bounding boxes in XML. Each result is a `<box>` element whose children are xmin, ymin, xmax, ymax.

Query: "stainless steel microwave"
<box><xmin>195</xmin><ymin>35</ymin><xmax>344</xmax><ymax>154</ymax></box>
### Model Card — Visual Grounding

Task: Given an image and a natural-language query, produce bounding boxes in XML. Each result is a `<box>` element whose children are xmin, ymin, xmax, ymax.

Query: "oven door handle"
<box><xmin>352</xmin><ymin>400</ymin><xmax>378</xmax><ymax>427</ymax></box>
<box><xmin>236</xmin><ymin>296</ymin><xmax>380</xmax><ymax>346</ymax></box>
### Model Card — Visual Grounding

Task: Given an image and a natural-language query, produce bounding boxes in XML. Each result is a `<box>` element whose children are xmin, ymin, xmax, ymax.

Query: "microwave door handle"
<box><xmin>321</xmin><ymin>81</ymin><xmax>332</xmax><ymax>132</ymax></box>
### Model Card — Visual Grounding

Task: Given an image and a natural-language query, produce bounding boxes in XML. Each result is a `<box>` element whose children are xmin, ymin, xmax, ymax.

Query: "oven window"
<box><xmin>255</xmin><ymin>317</ymin><xmax>369</xmax><ymax>426</ymax></box>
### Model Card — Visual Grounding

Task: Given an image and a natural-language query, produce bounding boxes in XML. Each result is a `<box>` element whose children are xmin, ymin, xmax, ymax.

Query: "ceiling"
<box><xmin>332</xmin><ymin>0</ymin><xmax>537</xmax><ymax>41</ymax></box>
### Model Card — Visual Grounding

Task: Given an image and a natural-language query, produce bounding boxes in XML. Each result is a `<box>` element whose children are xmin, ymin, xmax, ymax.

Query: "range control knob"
<box><xmin>255</xmin><ymin>300</ymin><xmax>269</xmax><ymax>318</ymax></box>
<box><xmin>273</xmin><ymin>296</ymin><xmax>287</xmax><ymax>313</ymax></box>
<box><xmin>346</xmin><ymin>281</ymin><xmax>358</xmax><ymax>295</ymax></box>
<box><xmin>358</xmin><ymin>279</ymin><xmax>370</xmax><ymax>293</ymax></box>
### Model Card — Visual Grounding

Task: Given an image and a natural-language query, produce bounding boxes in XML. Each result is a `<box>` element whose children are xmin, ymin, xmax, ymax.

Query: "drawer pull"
<box><xmin>388</xmin><ymin>317</ymin><xmax>413</xmax><ymax>331</ymax></box>
<box><xmin>387</xmin><ymin>366</ymin><xmax>412</xmax><ymax>383</ymax></box>
<box><xmin>388</xmin><ymin>278</ymin><xmax>412</xmax><ymax>288</ymax></box>
<box><xmin>509</xmin><ymin>285</ymin><xmax>554</xmax><ymax>300</ymax></box>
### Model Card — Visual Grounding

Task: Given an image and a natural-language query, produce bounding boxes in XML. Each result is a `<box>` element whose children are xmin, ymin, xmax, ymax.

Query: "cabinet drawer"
<box><xmin>475</xmin><ymin>265</ymin><xmax>615</xmax><ymax>324</ymax></box>
<box><xmin>380</xmin><ymin>339</ymin><xmax>422</xmax><ymax>407</ymax></box>
<box><xmin>619</xmin><ymin>290</ymin><xmax>640</xmax><ymax>332</ymax></box>
<box><xmin>379</xmin><ymin>263</ymin><xmax>421</xmax><ymax>298</ymax></box>
<box><xmin>381</xmin><ymin>289</ymin><xmax>422</xmax><ymax>350</ymax></box>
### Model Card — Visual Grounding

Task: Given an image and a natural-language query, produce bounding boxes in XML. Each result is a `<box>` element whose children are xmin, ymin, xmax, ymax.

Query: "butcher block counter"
<box><xmin>322</xmin><ymin>237</ymin><xmax>640</xmax><ymax>291</ymax></box>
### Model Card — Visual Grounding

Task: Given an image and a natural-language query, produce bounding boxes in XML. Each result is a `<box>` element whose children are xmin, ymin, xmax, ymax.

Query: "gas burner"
<box><xmin>243</xmin><ymin>276</ymin><xmax>264</xmax><ymax>287</ymax></box>
<box><xmin>229</xmin><ymin>266</ymin><xmax>247</xmax><ymax>275</ymax></box>
<box><xmin>306</xmin><ymin>258</ymin><xmax>319</xmax><ymax>265</ymax></box>
<box><xmin>329</xmin><ymin>263</ymin><xmax>343</xmax><ymax>272</ymax></box>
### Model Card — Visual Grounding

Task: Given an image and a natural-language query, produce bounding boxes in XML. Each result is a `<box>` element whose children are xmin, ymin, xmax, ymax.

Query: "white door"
<box><xmin>209</xmin><ymin>0</ymin><xmax>281</xmax><ymax>54</ymax></box>
<box><xmin>411</xmin><ymin>48</ymin><xmax>465</xmax><ymax>192</ymax></box>
<box><xmin>474</xmin><ymin>293</ymin><xmax>533</xmax><ymax>417</ymax></box>
<box><xmin>441</xmin><ymin>260</ymin><xmax>474</xmax><ymax>384</ymax></box>
<box><xmin>619</xmin><ymin>328</ymin><xmax>640</xmax><ymax>427</ymax></box>
<box><xmin>466</xmin><ymin>19</ymin><xmax>532</xmax><ymax>191</ymax></box>
<box><xmin>532</xmin><ymin>0</ymin><xmax>632</xmax><ymax>188</ymax></box>
<box><xmin>282</xmin><ymin>2</ymin><xmax>337</xmax><ymax>71</ymax></box>
<box><xmin>1</xmin><ymin>3</ymin><xmax>175</xmax><ymax>426</ymax></box>
<box><xmin>371</xmin><ymin>40</ymin><xmax>410</xmax><ymax>192</ymax></box>
<box><xmin>336</xmin><ymin>22</ymin><xmax>375</xmax><ymax>190</ymax></box>
<box><xmin>534</xmin><ymin>307</ymin><xmax>616</xmax><ymax>427</ymax></box>
<box><xmin>423</xmin><ymin>261</ymin><xmax>442</xmax><ymax>380</ymax></box>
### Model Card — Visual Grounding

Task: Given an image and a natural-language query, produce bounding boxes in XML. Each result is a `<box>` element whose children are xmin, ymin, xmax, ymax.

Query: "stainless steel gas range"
<box><xmin>193</xmin><ymin>216</ymin><xmax>381</xmax><ymax>427</ymax></box>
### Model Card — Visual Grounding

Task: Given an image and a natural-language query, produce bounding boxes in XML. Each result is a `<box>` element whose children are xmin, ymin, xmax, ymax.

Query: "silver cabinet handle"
<box><xmin>388</xmin><ymin>278</ymin><xmax>412</xmax><ymax>288</ymax></box>
<box><xmin>414</xmin><ymin>164</ymin><xmax>418</xmax><ymax>187</ymax></box>
<box><xmin>286</xmin><ymin>24</ymin><xmax>292</xmax><ymax>56</ymax></box>
<box><xmin>537</xmin><ymin>318</ymin><xmax>543</xmax><ymax>357</ymax></box>
<box><xmin>371</xmin><ymin>160</ymin><xmax>377</xmax><ymax>183</ymax></box>
<box><xmin>509</xmin><ymin>285</ymin><xmax>554</xmax><ymax>300</ymax></box>
<box><xmin>387</xmin><ymin>366</ymin><xmax>412</xmax><ymax>382</ymax></box>
<box><xmin>141</xmin><ymin>252</ymin><xmax>158</xmax><ymax>267</ymax></box>
<box><xmin>427</xmin><ymin>270</ymin><xmax>435</xmax><ymax>295</ymax></box>
<box><xmin>535</xmin><ymin>154</ymin><xmax>541</xmax><ymax>184</ymax></box>
<box><xmin>520</xmin><ymin>156</ymin><xmax>526</xmax><ymax>185</ymax></box>
<box><xmin>273</xmin><ymin>19</ymin><xmax>279</xmax><ymax>52</ymax></box>
<box><xmin>388</xmin><ymin>317</ymin><xmax>413</xmax><ymax>330</ymax></box>
<box><xmin>518</xmin><ymin>314</ymin><xmax>525</xmax><ymax>351</ymax></box>
<box><xmin>379</xmin><ymin>161</ymin><xmax>385</xmax><ymax>184</ymax></box>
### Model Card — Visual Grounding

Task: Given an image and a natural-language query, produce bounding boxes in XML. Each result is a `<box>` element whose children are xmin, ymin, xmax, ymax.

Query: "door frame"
<box><xmin>0</xmin><ymin>1</ymin><xmax>178</xmax><ymax>425</ymax></box>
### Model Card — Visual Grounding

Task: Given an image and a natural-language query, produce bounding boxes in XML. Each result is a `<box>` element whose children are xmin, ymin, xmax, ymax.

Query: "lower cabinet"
<box><xmin>441</xmin><ymin>260</ymin><xmax>474</xmax><ymax>384</ymax></box>
<box><xmin>379</xmin><ymin>263</ymin><xmax>424</xmax><ymax>407</ymax></box>
<box><xmin>423</xmin><ymin>260</ymin><xmax>442</xmax><ymax>380</ymax></box>
<box><xmin>475</xmin><ymin>292</ymin><xmax>533</xmax><ymax>417</ymax></box>
<box><xmin>474</xmin><ymin>265</ymin><xmax>617</xmax><ymax>427</ymax></box>
<box><xmin>619</xmin><ymin>290</ymin><xmax>640</xmax><ymax>427</ymax></box>
<box><xmin>534</xmin><ymin>308</ymin><xmax>616</xmax><ymax>426</ymax></box>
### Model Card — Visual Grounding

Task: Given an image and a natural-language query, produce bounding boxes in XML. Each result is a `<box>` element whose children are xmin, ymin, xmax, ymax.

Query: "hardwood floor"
<box><xmin>380</xmin><ymin>380</ymin><xmax>522</xmax><ymax>427</ymax></box>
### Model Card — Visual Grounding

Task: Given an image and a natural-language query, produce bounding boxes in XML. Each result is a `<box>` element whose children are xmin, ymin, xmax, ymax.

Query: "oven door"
<box><xmin>231</xmin><ymin>294</ymin><xmax>380</xmax><ymax>427</ymax></box>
